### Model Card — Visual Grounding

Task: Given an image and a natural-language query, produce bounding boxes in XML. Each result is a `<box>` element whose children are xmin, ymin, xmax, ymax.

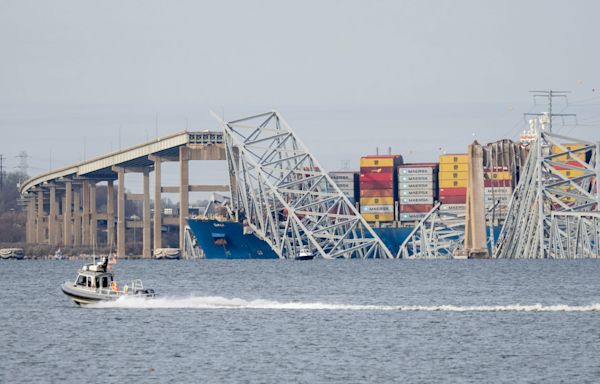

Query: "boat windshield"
<box><xmin>76</xmin><ymin>275</ymin><xmax>87</xmax><ymax>286</ymax></box>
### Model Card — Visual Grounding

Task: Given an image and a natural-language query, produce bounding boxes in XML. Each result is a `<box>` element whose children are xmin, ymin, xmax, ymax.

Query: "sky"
<box><xmin>1</xmin><ymin>0</ymin><xmax>599</xmax><ymax>196</ymax></box>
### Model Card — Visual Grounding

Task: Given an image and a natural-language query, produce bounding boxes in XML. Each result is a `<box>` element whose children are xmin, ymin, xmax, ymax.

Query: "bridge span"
<box><xmin>20</xmin><ymin>131</ymin><xmax>226</xmax><ymax>257</ymax></box>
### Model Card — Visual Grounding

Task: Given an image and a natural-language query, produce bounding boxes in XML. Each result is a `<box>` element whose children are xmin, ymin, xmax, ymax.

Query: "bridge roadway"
<box><xmin>20</xmin><ymin>131</ymin><xmax>227</xmax><ymax>257</ymax></box>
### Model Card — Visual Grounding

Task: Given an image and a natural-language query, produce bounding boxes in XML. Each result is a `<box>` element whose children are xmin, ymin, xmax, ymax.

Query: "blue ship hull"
<box><xmin>187</xmin><ymin>218</ymin><xmax>412</xmax><ymax>259</ymax></box>
<box><xmin>187</xmin><ymin>219</ymin><xmax>279</xmax><ymax>259</ymax></box>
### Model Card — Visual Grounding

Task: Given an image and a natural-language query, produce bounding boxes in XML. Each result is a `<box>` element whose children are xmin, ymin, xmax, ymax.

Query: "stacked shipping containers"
<box><xmin>438</xmin><ymin>154</ymin><xmax>468</xmax><ymax>215</ymax></box>
<box><xmin>484</xmin><ymin>167</ymin><xmax>513</xmax><ymax>220</ymax></box>
<box><xmin>550</xmin><ymin>143</ymin><xmax>587</xmax><ymax>206</ymax></box>
<box><xmin>359</xmin><ymin>155</ymin><xmax>403</xmax><ymax>222</ymax></box>
<box><xmin>398</xmin><ymin>163</ymin><xmax>438</xmax><ymax>222</ymax></box>
<box><xmin>328</xmin><ymin>171</ymin><xmax>359</xmax><ymax>204</ymax></box>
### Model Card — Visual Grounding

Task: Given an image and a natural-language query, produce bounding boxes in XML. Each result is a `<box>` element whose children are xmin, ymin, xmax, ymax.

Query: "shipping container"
<box><xmin>484</xmin><ymin>179</ymin><xmax>512</xmax><ymax>188</ymax></box>
<box><xmin>484</xmin><ymin>171</ymin><xmax>512</xmax><ymax>180</ymax></box>
<box><xmin>439</xmin><ymin>154</ymin><xmax>468</xmax><ymax>164</ymax></box>
<box><xmin>362</xmin><ymin>212</ymin><xmax>395</xmax><ymax>222</ymax></box>
<box><xmin>398</xmin><ymin>166</ymin><xmax>438</xmax><ymax>176</ymax></box>
<box><xmin>399</xmin><ymin>212</ymin><xmax>428</xmax><ymax>221</ymax></box>
<box><xmin>360</xmin><ymin>204</ymin><xmax>395</xmax><ymax>214</ymax></box>
<box><xmin>399</xmin><ymin>189</ymin><xmax>435</xmax><ymax>197</ymax></box>
<box><xmin>439</xmin><ymin>187</ymin><xmax>467</xmax><ymax>196</ymax></box>
<box><xmin>439</xmin><ymin>195</ymin><xmax>467</xmax><ymax>204</ymax></box>
<box><xmin>360</xmin><ymin>155</ymin><xmax>403</xmax><ymax>168</ymax></box>
<box><xmin>360</xmin><ymin>196</ymin><xmax>394</xmax><ymax>206</ymax></box>
<box><xmin>398</xmin><ymin>181</ymin><xmax>437</xmax><ymax>190</ymax></box>
<box><xmin>359</xmin><ymin>180</ymin><xmax>394</xmax><ymax>190</ymax></box>
<box><xmin>439</xmin><ymin>163</ymin><xmax>469</xmax><ymax>172</ymax></box>
<box><xmin>484</xmin><ymin>186</ymin><xmax>513</xmax><ymax>195</ymax></box>
<box><xmin>359</xmin><ymin>172</ymin><xmax>394</xmax><ymax>182</ymax></box>
<box><xmin>360</xmin><ymin>189</ymin><xmax>394</xmax><ymax>197</ymax></box>
<box><xmin>360</xmin><ymin>166</ymin><xmax>395</xmax><ymax>174</ymax></box>
<box><xmin>439</xmin><ymin>203</ymin><xmax>466</xmax><ymax>212</ymax></box>
<box><xmin>398</xmin><ymin>174</ymin><xmax>436</xmax><ymax>182</ymax></box>
<box><xmin>551</xmin><ymin>143</ymin><xmax>587</xmax><ymax>162</ymax></box>
<box><xmin>400</xmin><ymin>204</ymin><xmax>433</xmax><ymax>213</ymax></box>
<box><xmin>438</xmin><ymin>171</ymin><xmax>468</xmax><ymax>181</ymax></box>
<box><xmin>400</xmin><ymin>196</ymin><xmax>434</xmax><ymax>205</ymax></box>
<box><xmin>439</xmin><ymin>179</ymin><xmax>467</xmax><ymax>188</ymax></box>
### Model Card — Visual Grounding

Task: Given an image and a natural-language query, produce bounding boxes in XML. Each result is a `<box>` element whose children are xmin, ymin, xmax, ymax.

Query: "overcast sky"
<box><xmin>1</xmin><ymin>0</ymin><xmax>599</xmax><ymax>194</ymax></box>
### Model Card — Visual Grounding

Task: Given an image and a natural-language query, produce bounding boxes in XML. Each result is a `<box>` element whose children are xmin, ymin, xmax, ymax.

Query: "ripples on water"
<box><xmin>1</xmin><ymin>260</ymin><xmax>599</xmax><ymax>383</ymax></box>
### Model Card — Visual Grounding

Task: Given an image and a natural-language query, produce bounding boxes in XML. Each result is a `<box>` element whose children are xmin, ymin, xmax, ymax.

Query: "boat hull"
<box><xmin>61</xmin><ymin>282</ymin><xmax>155</xmax><ymax>305</ymax></box>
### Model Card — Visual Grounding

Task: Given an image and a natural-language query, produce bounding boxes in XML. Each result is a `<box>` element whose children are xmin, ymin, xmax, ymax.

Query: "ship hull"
<box><xmin>188</xmin><ymin>218</ymin><xmax>412</xmax><ymax>259</ymax></box>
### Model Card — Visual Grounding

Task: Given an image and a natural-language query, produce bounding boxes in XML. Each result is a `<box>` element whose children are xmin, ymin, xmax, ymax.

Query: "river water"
<box><xmin>1</xmin><ymin>259</ymin><xmax>599</xmax><ymax>383</ymax></box>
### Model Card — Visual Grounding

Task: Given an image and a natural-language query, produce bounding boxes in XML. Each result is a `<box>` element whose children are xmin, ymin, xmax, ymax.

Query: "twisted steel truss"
<box><xmin>214</xmin><ymin>111</ymin><xmax>392</xmax><ymax>259</ymax></box>
<box><xmin>495</xmin><ymin>130</ymin><xmax>600</xmax><ymax>259</ymax></box>
<box><xmin>396</xmin><ymin>203</ymin><xmax>466</xmax><ymax>259</ymax></box>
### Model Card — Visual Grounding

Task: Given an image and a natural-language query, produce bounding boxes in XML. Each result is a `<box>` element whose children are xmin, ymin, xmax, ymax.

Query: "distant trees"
<box><xmin>0</xmin><ymin>171</ymin><xmax>27</xmax><ymax>244</ymax></box>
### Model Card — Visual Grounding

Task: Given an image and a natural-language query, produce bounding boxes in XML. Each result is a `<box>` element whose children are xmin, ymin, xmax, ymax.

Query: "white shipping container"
<box><xmin>440</xmin><ymin>204</ymin><xmax>466</xmax><ymax>212</ymax></box>
<box><xmin>399</xmin><ymin>189</ymin><xmax>435</xmax><ymax>197</ymax></box>
<box><xmin>484</xmin><ymin>187</ymin><xmax>513</xmax><ymax>195</ymax></box>
<box><xmin>484</xmin><ymin>195</ymin><xmax>511</xmax><ymax>203</ymax></box>
<box><xmin>361</xmin><ymin>204</ymin><xmax>394</xmax><ymax>213</ymax></box>
<box><xmin>399</xmin><ymin>174</ymin><xmax>435</xmax><ymax>182</ymax></box>
<box><xmin>334</xmin><ymin>182</ymin><xmax>355</xmax><ymax>189</ymax></box>
<box><xmin>399</xmin><ymin>167</ymin><xmax>436</xmax><ymax>175</ymax></box>
<box><xmin>399</xmin><ymin>182</ymin><xmax>436</xmax><ymax>190</ymax></box>
<box><xmin>329</xmin><ymin>172</ymin><xmax>356</xmax><ymax>181</ymax></box>
<box><xmin>399</xmin><ymin>212</ymin><xmax>428</xmax><ymax>221</ymax></box>
<box><xmin>400</xmin><ymin>196</ymin><xmax>434</xmax><ymax>205</ymax></box>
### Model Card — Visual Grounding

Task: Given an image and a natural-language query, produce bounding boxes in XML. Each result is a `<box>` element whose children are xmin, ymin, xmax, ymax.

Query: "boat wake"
<box><xmin>88</xmin><ymin>296</ymin><xmax>600</xmax><ymax>312</ymax></box>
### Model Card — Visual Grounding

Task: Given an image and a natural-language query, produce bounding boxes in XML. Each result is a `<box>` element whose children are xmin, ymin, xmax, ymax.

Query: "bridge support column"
<box><xmin>82</xmin><ymin>180</ymin><xmax>90</xmax><ymax>246</ymax></box>
<box><xmin>179</xmin><ymin>147</ymin><xmax>189</xmax><ymax>251</ymax></box>
<box><xmin>150</xmin><ymin>155</ymin><xmax>162</xmax><ymax>253</ymax></box>
<box><xmin>107</xmin><ymin>180</ymin><xmax>115</xmax><ymax>250</ymax></box>
<box><xmin>26</xmin><ymin>199</ymin><xmax>35</xmax><ymax>243</ymax></box>
<box><xmin>63</xmin><ymin>181</ymin><xmax>72</xmax><ymax>247</ymax></box>
<box><xmin>143</xmin><ymin>170</ymin><xmax>151</xmax><ymax>258</ymax></box>
<box><xmin>90</xmin><ymin>182</ymin><xmax>97</xmax><ymax>248</ymax></box>
<box><xmin>73</xmin><ymin>188</ymin><xmax>81</xmax><ymax>247</ymax></box>
<box><xmin>462</xmin><ymin>142</ymin><xmax>489</xmax><ymax>259</ymax></box>
<box><xmin>36</xmin><ymin>190</ymin><xmax>45</xmax><ymax>243</ymax></box>
<box><xmin>49</xmin><ymin>185</ymin><xmax>58</xmax><ymax>246</ymax></box>
<box><xmin>116</xmin><ymin>168</ymin><xmax>126</xmax><ymax>257</ymax></box>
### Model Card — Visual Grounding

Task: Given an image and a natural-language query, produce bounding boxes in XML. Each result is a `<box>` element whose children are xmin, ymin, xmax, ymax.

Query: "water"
<box><xmin>1</xmin><ymin>260</ymin><xmax>599</xmax><ymax>383</ymax></box>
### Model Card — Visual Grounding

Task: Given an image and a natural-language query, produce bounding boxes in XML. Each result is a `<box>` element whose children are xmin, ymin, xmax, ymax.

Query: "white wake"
<box><xmin>88</xmin><ymin>295</ymin><xmax>600</xmax><ymax>312</ymax></box>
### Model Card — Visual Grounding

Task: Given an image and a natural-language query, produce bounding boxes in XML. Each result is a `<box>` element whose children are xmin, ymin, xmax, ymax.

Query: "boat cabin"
<box><xmin>74</xmin><ymin>260</ymin><xmax>114</xmax><ymax>290</ymax></box>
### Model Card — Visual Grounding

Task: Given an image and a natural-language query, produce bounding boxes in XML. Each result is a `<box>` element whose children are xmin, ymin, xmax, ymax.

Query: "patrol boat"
<box><xmin>61</xmin><ymin>257</ymin><xmax>156</xmax><ymax>305</ymax></box>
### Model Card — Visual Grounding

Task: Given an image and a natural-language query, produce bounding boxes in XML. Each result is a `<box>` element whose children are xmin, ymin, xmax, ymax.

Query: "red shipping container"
<box><xmin>360</xmin><ymin>180</ymin><xmax>394</xmax><ymax>190</ymax></box>
<box><xmin>484</xmin><ymin>179</ymin><xmax>512</xmax><ymax>187</ymax></box>
<box><xmin>360</xmin><ymin>166</ymin><xmax>394</xmax><ymax>174</ymax></box>
<box><xmin>400</xmin><ymin>204</ymin><xmax>433</xmax><ymax>213</ymax></box>
<box><xmin>360</xmin><ymin>172</ymin><xmax>394</xmax><ymax>182</ymax></box>
<box><xmin>360</xmin><ymin>189</ymin><xmax>394</xmax><ymax>197</ymax></box>
<box><xmin>440</xmin><ymin>195</ymin><xmax>466</xmax><ymax>204</ymax></box>
<box><xmin>553</xmin><ymin>160</ymin><xmax>586</xmax><ymax>171</ymax></box>
<box><xmin>439</xmin><ymin>187</ymin><xmax>467</xmax><ymax>196</ymax></box>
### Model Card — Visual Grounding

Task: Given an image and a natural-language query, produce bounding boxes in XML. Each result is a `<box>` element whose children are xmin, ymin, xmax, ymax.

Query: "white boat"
<box><xmin>61</xmin><ymin>257</ymin><xmax>156</xmax><ymax>305</ymax></box>
<box><xmin>295</xmin><ymin>247</ymin><xmax>315</xmax><ymax>261</ymax></box>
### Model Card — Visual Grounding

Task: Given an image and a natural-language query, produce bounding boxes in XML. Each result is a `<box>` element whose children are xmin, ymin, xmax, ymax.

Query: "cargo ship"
<box><xmin>187</xmin><ymin>153</ymin><xmax>519</xmax><ymax>259</ymax></box>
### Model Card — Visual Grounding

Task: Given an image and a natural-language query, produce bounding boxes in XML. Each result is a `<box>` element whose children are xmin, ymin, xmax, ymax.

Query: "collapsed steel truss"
<box><xmin>396</xmin><ymin>203</ymin><xmax>466</xmax><ymax>259</ymax></box>
<box><xmin>495</xmin><ymin>130</ymin><xmax>600</xmax><ymax>259</ymax></box>
<box><xmin>214</xmin><ymin>111</ymin><xmax>392</xmax><ymax>259</ymax></box>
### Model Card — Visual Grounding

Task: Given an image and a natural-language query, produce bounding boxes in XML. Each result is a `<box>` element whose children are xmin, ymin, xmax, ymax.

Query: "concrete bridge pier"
<box><xmin>63</xmin><ymin>181</ymin><xmax>72</xmax><ymax>247</ymax></box>
<box><xmin>73</xmin><ymin>187</ymin><xmax>82</xmax><ymax>247</ymax></box>
<box><xmin>149</xmin><ymin>155</ymin><xmax>162</xmax><ymax>253</ymax></box>
<box><xmin>107</xmin><ymin>180</ymin><xmax>115</xmax><ymax>250</ymax></box>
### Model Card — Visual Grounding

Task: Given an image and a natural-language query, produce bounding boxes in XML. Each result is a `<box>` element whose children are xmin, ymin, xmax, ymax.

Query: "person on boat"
<box><xmin>111</xmin><ymin>280</ymin><xmax>119</xmax><ymax>292</ymax></box>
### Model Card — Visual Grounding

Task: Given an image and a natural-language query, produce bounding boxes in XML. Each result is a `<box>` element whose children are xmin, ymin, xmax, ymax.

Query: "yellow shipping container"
<box><xmin>485</xmin><ymin>171</ymin><xmax>512</xmax><ymax>180</ymax></box>
<box><xmin>361</xmin><ymin>213</ymin><xmax>395</xmax><ymax>222</ymax></box>
<box><xmin>439</xmin><ymin>179</ymin><xmax>468</xmax><ymax>188</ymax></box>
<box><xmin>439</xmin><ymin>154</ymin><xmax>468</xmax><ymax>164</ymax></box>
<box><xmin>553</xmin><ymin>169</ymin><xmax>586</xmax><ymax>178</ymax></box>
<box><xmin>438</xmin><ymin>171</ymin><xmax>468</xmax><ymax>180</ymax></box>
<box><xmin>360</xmin><ymin>197</ymin><xmax>395</xmax><ymax>206</ymax></box>
<box><xmin>439</xmin><ymin>163</ymin><xmax>468</xmax><ymax>172</ymax></box>
<box><xmin>360</xmin><ymin>157</ymin><xmax>396</xmax><ymax>167</ymax></box>
<box><xmin>551</xmin><ymin>144</ymin><xmax>587</xmax><ymax>161</ymax></box>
